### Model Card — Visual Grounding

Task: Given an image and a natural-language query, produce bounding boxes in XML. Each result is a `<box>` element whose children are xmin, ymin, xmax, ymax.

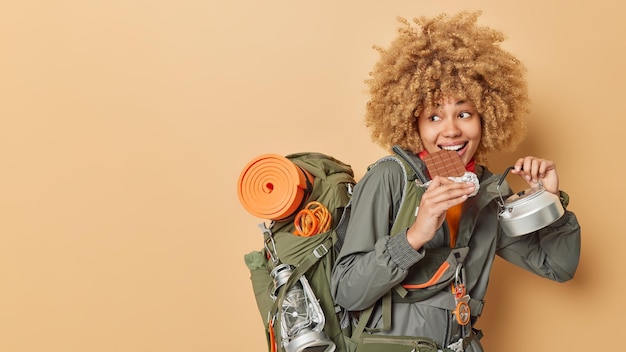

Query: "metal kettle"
<box><xmin>497</xmin><ymin>166</ymin><xmax>564</xmax><ymax>237</ymax></box>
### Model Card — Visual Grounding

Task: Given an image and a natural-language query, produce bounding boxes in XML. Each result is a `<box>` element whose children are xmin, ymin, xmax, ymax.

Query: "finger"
<box><xmin>512</xmin><ymin>157</ymin><xmax>534</xmax><ymax>175</ymax></box>
<box><xmin>426</xmin><ymin>177</ymin><xmax>471</xmax><ymax>193</ymax></box>
<box><xmin>534</xmin><ymin>159</ymin><xmax>553</xmax><ymax>183</ymax></box>
<box><xmin>517</xmin><ymin>158</ymin><xmax>535</xmax><ymax>182</ymax></box>
<box><xmin>537</xmin><ymin>160</ymin><xmax>548</xmax><ymax>179</ymax></box>
<box><xmin>425</xmin><ymin>182</ymin><xmax>475</xmax><ymax>205</ymax></box>
<box><xmin>420</xmin><ymin>193</ymin><xmax>468</xmax><ymax>218</ymax></box>
<box><xmin>530</xmin><ymin>159</ymin><xmax>541</xmax><ymax>183</ymax></box>
<box><xmin>429</xmin><ymin>176</ymin><xmax>454</xmax><ymax>187</ymax></box>
<box><xmin>512</xmin><ymin>158</ymin><xmax>525</xmax><ymax>173</ymax></box>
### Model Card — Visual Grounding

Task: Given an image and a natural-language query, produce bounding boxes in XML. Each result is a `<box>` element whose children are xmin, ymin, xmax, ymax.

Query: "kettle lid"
<box><xmin>503</xmin><ymin>185</ymin><xmax>545</xmax><ymax>206</ymax></box>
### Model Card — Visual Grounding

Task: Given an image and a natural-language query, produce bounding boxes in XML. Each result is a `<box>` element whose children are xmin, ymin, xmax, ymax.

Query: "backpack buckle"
<box><xmin>446</xmin><ymin>337</ymin><xmax>465</xmax><ymax>352</ymax></box>
<box><xmin>313</xmin><ymin>244</ymin><xmax>329</xmax><ymax>258</ymax></box>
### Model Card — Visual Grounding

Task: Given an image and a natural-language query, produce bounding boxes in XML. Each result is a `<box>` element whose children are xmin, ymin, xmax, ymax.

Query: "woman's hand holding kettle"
<box><xmin>510</xmin><ymin>156</ymin><xmax>559</xmax><ymax>195</ymax></box>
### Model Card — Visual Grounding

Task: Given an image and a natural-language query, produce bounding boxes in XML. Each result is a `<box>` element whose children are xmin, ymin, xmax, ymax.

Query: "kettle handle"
<box><xmin>496</xmin><ymin>166</ymin><xmax>514</xmax><ymax>206</ymax></box>
<box><xmin>497</xmin><ymin>166</ymin><xmax>544</xmax><ymax>206</ymax></box>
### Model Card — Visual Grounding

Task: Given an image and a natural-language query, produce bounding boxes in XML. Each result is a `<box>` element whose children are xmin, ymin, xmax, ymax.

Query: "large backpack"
<box><xmin>241</xmin><ymin>146</ymin><xmax>470</xmax><ymax>352</ymax></box>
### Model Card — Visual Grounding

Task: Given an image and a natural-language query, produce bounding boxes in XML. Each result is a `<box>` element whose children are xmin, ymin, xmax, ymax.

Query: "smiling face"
<box><xmin>416</xmin><ymin>96</ymin><xmax>482</xmax><ymax>166</ymax></box>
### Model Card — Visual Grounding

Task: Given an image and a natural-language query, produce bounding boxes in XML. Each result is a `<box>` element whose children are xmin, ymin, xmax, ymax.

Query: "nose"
<box><xmin>442</xmin><ymin>118</ymin><xmax>461</xmax><ymax>137</ymax></box>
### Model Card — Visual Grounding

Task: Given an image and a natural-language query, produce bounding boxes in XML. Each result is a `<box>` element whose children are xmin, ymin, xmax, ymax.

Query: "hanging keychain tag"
<box><xmin>452</xmin><ymin>265</ymin><xmax>471</xmax><ymax>326</ymax></box>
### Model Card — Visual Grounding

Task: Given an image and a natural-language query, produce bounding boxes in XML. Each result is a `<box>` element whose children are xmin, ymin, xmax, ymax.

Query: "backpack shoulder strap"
<box><xmin>336</xmin><ymin>146</ymin><xmax>426</xmax><ymax>252</ymax></box>
<box><xmin>388</xmin><ymin>146</ymin><xmax>428</xmax><ymax>237</ymax></box>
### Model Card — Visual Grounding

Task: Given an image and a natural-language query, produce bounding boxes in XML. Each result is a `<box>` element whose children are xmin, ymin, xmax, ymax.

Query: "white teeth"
<box><xmin>441</xmin><ymin>145</ymin><xmax>463</xmax><ymax>151</ymax></box>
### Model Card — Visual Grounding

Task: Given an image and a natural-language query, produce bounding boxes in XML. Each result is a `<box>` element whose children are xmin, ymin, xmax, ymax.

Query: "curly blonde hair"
<box><xmin>365</xmin><ymin>11</ymin><xmax>529</xmax><ymax>162</ymax></box>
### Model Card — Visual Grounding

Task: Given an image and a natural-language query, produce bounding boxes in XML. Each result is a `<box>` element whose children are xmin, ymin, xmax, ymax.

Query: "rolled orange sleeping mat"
<box><xmin>237</xmin><ymin>154</ymin><xmax>313</xmax><ymax>221</ymax></box>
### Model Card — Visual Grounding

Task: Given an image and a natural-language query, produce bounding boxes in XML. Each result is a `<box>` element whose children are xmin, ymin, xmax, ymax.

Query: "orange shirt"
<box><xmin>446</xmin><ymin>203</ymin><xmax>463</xmax><ymax>247</ymax></box>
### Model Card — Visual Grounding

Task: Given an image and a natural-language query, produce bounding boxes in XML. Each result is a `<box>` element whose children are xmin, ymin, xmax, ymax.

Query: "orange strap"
<box><xmin>269</xmin><ymin>320</ymin><xmax>277</xmax><ymax>352</ymax></box>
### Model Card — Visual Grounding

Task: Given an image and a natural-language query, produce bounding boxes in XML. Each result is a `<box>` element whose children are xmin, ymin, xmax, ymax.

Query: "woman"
<box><xmin>330</xmin><ymin>11</ymin><xmax>581</xmax><ymax>352</ymax></box>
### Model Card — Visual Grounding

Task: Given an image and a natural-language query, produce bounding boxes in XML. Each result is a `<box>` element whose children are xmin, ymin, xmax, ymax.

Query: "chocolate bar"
<box><xmin>423</xmin><ymin>150</ymin><xmax>465</xmax><ymax>178</ymax></box>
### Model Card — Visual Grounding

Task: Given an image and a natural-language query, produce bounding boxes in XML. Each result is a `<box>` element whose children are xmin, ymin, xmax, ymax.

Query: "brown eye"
<box><xmin>429</xmin><ymin>115</ymin><xmax>442</xmax><ymax>122</ymax></box>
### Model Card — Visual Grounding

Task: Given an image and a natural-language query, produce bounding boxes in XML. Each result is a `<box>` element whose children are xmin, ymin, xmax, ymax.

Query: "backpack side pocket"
<box><xmin>244</xmin><ymin>250</ymin><xmax>273</xmax><ymax>323</ymax></box>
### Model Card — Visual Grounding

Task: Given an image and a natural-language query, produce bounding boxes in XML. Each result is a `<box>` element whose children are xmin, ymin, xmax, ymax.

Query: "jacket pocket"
<box><xmin>397</xmin><ymin>247</ymin><xmax>469</xmax><ymax>302</ymax></box>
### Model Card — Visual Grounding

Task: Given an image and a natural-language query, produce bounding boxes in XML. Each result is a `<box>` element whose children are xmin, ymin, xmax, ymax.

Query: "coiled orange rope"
<box><xmin>293</xmin><ymin>201</ymin><xmax>332</xmax><ymax>237</ymax></box>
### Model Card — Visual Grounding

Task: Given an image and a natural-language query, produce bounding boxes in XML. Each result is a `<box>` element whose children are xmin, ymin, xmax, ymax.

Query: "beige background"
<box><xmin>0</xmin><ymin>1</ymin><xmax>622</xmax><ymax>351</ymax></box>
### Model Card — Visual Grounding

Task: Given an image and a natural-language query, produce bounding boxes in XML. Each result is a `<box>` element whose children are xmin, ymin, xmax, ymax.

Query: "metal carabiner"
<box><xmin>454</xmin><ymin>263</ymin><xmax>465</xmax><ymax>288</ymax></box>
<box><xmin>260</xmin><ymin>222</ymin><xmax>280</xmax><ymax>265</ymax></box>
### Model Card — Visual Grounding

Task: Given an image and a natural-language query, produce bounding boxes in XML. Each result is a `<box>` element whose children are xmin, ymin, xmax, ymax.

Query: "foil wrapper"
<box><xmin>419</xmin><ymin>171</ymin><xmax>480</xmax><ymax>197</ymax></box>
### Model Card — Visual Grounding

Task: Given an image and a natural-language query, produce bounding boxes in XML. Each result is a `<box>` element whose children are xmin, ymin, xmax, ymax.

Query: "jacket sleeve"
<box><xmin>496</xmin><ymin>205</ymin><xmax>581</xmax><ymax>282</ymax></box>
<box><xmin>331</xmin><ymin>161</ymin><xmax>425</xmax><ymax>311</ymax></box>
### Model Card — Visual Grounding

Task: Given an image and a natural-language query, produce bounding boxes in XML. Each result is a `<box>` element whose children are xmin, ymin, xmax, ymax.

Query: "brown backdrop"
<box><xmin>1</xmin><ymin>1</ymin><xmax>622</xmax><ymax>351</ymax></box>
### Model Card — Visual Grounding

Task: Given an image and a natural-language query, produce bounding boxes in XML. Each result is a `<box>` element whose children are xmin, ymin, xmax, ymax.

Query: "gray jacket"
<box><xmin>330</xmin><ymin>155</ymin><xmax>581</xmax><ymax>351</ymax></box>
